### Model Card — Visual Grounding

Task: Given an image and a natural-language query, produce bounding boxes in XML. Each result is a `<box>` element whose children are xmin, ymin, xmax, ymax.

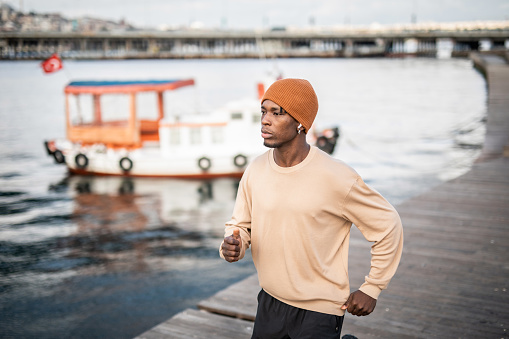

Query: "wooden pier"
<box><xmin>135</xmin><ymin>54</ymin><xmax>509</xmax><ymax>338</ymax></box>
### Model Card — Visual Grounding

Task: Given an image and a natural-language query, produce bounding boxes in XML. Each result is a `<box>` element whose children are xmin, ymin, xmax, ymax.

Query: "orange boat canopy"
<box><xmin>64</xmin><ymin>79</ymin><xmax>195</xmax><ymax>147</ymax></box>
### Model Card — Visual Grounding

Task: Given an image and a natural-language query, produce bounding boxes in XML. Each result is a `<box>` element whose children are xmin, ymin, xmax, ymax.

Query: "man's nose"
<box><xmin>261</xmin><ymin>114</ymin><xmax>270</xmax><ymax>125</ymax></box>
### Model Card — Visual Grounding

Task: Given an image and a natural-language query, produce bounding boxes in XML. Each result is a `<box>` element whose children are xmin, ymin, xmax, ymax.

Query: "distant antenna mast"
<box><xmin>411</xmin><ymin>0</ymin><xmax>418</xmax><ymax>24</ymax></box>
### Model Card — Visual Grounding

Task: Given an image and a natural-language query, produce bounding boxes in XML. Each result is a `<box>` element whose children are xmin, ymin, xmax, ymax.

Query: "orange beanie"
<box><xmin>261</xmin><ymin>78</ymin><xmax>318</xmax><ymax>133</ymax></box>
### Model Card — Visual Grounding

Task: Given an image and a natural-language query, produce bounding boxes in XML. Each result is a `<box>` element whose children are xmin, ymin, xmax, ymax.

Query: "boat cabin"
<box><xmin>64</xmin><ymin>79</ymin><xmax>195</xmax><ymax>148</ymax></box>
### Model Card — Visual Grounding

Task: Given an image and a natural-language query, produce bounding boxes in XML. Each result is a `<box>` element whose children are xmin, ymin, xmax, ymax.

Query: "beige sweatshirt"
<box><xmin>220</xmin><ymin>146</ymin><xmax>403</xmax><ymax>316</ymax></box>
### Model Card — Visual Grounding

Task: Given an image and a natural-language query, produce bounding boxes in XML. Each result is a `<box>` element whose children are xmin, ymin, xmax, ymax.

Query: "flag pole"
<box><xmin>62</xmin><ymin>59</ymin><xmax>73</xmax><ymax>81</ymax></box>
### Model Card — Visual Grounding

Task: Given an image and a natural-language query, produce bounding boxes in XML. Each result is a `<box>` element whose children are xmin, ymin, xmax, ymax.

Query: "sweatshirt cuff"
<box><xmin>359</xmin><ymin>282</ymin><xmax>382</xmax><ymax>300</ymax></box>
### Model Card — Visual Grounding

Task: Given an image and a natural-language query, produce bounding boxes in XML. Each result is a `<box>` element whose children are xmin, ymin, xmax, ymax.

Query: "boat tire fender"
<box><xmin>53</xmin><ymin>150</ymin><xmax>65</xmax><ymax>164</ymax></box>
<box><xmin>233</xmin><ymin>154</ymin><xmax>248</xmax><ymax>168</ymax></box>
<box><xmin>119</xmin><ymin>157</ymin><xmax>133</xmax><ymax>172</ymax></box>
<box><xmin>44</xmin><ymin>141</ymin><xmax>53</xmax><ymax>155</ymax></box>
<box><xmin>317</xmin><ymin>136</ymin><xmax>329</xmax><ymax>148</ymax></box>
<box><xmin>198</xmin><ymin>157</ymin><xmax>212</xmax><ymax>171</ymax></box>
<box><xmin>75</xmin><ymin>153</ymin><xmax>89</xmax><ymax>169</ymax></box>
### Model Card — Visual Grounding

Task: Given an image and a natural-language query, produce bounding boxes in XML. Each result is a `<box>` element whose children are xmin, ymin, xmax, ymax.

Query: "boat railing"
<box><xmin>67</xmin><ymin>120</ymin><xmax>140</xmax><ymax>148</ymax></box>
<box><xmin>67</xmin><ymin>119</ymin><xmax>162</xmax><ymax>147</ymax></box>
<box><xmin>140</xmin><ymin>119</ymin><xmax>161</xmax><ymax>142</ymax></box>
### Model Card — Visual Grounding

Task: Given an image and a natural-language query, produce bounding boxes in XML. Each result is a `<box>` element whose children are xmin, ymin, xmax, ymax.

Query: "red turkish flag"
<box><xmin>41</xmin><ymin>54</ymin><xmax>63</xmax><ymax>74</ymax></box>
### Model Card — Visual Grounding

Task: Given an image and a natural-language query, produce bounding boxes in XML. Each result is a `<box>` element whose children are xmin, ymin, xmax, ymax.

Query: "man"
<box><xmin>220</xmin><ymin>78</ymin><xmax>403</xmax><ymax>338</ymax></box>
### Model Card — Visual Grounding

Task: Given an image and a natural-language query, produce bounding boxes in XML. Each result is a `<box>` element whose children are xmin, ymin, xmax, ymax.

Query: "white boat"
<box><xmin>44</xmin><ymin>79</ymin><xmax>339</xmax><ymax>179</ymax></box>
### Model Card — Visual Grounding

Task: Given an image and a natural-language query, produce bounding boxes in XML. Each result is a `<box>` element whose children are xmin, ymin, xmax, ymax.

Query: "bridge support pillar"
<box><xmin>404</xmin><ymin>38</ymin><xmax>418</xmax><ymax>54</ymax></box>
<box><xmin>436</xmin><ymin>38</ymin><xmax>454</xmax><ymax>59</ymax></box>
<box><xmin>479</xmin><ymin>39</ymin><xmax>492</xmax><ymax>51</ymax></box>
<box><xmin>80</xmin><ymin>38</ymin><xmax>87</xmax><ymax>52</ymax></box>
<box><xmin>344</xmin><ymin>39</ymin><xmax>353</xmax><ymax>57</ymax></box>
<box><xmin>148</xmin><ymin>38</ymin><xmax>158</xmax><ymax>55</ymax></box>
<box><xmin>103</xmin><ymin>38</ymin><xmax>109</xmax><ymax>54</ymax></box>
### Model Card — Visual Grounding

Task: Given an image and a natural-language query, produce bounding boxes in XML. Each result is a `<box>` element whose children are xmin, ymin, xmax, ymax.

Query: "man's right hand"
<box><xmin>221</xmin><ymin>229</ymin><xmax>242</xmax><ymax>262</ymax></box>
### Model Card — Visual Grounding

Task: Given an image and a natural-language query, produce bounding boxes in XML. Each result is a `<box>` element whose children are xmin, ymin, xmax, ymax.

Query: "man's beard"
<box><xmin>263</xmin><ymin>140</ymin><xmax>281</xmax><ymax>148</ymax></box>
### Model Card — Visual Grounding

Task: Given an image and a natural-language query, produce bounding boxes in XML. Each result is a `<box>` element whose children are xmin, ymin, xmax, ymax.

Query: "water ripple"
<box><xmin>0</xmin><ymin>173</ymin><xmax>22</xmax><ymax>179</ymax></box>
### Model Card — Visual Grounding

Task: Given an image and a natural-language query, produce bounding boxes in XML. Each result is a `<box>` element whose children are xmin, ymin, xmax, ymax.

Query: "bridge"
<box><xmin>1</xmin><ymin>21</ymin><xmax>509</xmax><ymax>60</ymax></box>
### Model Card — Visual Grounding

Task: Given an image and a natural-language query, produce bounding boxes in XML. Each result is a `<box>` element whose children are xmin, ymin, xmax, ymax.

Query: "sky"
<box><xmin>6</xmin><ymin>0</ymin><xmax>509</xmax><ymax>30</ymax></box>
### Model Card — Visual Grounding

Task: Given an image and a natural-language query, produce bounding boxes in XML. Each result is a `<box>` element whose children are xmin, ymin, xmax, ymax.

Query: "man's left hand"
<box><xmin>341</xmin><ymin>290</ymin><xmax>377</xmax><ymax>316</ymax></box>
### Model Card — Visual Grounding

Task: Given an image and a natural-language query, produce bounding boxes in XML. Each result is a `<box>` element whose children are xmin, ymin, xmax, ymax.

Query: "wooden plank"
<box><xmin>408</xmin><ymin>185</ymin><xmax>509</xmax><ymax>202</ymax></box>
<box><xmin>134</xmin><ymin>309</ymin><xmax>254</xmax><ymax>339</ymax></box>
<box><xmin>197</xmin><ymin>274</ymin><xmax>259</xmax><ymax>321</ymax></box>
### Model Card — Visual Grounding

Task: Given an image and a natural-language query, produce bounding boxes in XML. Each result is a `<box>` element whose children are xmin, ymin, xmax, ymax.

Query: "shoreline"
<box><xmin>2</xmin><ymin>50</ymin><xmax>508</xmax><ymax>61</ymax></box>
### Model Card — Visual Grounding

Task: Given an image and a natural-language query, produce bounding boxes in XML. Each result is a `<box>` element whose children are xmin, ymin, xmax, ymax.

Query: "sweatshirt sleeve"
<box><xmin>219</xmin><ymin>171</ymin><xmax>252</xmax><ymax>260</ymax></box>
<box><xmin>342</xmin><ymin>177</ymin><xmax>404</xmax><ymax>299</ymax></box>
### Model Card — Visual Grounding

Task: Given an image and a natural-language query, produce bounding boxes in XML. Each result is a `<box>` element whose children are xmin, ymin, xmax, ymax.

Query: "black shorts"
<box><xmin>252</xmin><ymin>289</ymin><xmax>344</xmax><ymax>339</ymax></box>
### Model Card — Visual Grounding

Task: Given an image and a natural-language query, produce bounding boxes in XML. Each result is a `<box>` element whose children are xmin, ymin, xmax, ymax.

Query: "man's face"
<box><xmin>261</xmin><ymin>99</ymin><xmax>299</xmax><ymax>149</ymax></box>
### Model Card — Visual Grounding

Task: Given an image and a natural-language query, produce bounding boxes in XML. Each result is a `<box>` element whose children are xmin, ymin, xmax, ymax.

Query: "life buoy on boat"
<box><xmin>75</xmin><ymin>153</ymin><xmax>89</xmax><ymax>169</ymax></box>
<box><xmin>233</xmin><ymin>154</ymin><xmax>248</xmax><ymax>168</ymax></box>
<box><xmin>53</xmin><ymin>150</ymin><xmax>65</xmax><ymax>164</ymax></box>
<box><xmin>197</xmin><ymin>157</ymin><xmax>212</xmax><ymax>171</ymax></box>
<box><xmin>119</xmin><ymin>157</ymin><xmax>133</xmax><ymax>172</ymax></box>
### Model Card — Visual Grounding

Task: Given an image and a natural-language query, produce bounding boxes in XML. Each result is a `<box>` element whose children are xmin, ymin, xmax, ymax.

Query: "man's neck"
<box><xmin>273</xmin><ymin>140</ymin><xmax>311</xmax><ymax>167</ymax></box>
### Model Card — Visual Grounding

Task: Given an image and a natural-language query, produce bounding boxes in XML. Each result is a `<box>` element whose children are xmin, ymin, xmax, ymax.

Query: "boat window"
<box><xmin>211</xmin><ymin>126</ymin><xmax>224</xmax><ymax>144</ymax></box>
<box><xmin>68</xmin><ymin>94</ymin><xmax>94</xmax><ymax>125</ymax></box>
<box><xmin>163</xmin><ymin>86</ymin><xmax>197</xmax><ymax>117</ymax></box>
<box><xmin>170</xmin><ymin>129</ymin><xmax>180</xmax><ymax>145</ymax></box>
<box><xmin>231</xmin><ymin>112</ymin><xmax>243</xmax><ymax>120</ymax></box>
<box><xmin>190</xmin><ymin>127</ymin><xmax>202</xmax><ymax>144</ymax></box>
<box><xmin>100</xmin><ymin>94</ymin><xmax>130</xmax><ymax>122</ymax></box>
<box><xmin>136</xmin><ymin>92</ymin><xmax>158</xmax><ymax>120</ymax></box>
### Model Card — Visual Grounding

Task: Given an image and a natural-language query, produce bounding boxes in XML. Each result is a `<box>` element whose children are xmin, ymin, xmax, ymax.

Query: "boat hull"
<box><xmin>67</xmin><ymin>167</ymin><xmax>245</xmax><ymax>179</ymax></box>
<box><xmin>48</xmin><ymin>142</ymin><xmax>257</xmax><ymax>179</ymax></box>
